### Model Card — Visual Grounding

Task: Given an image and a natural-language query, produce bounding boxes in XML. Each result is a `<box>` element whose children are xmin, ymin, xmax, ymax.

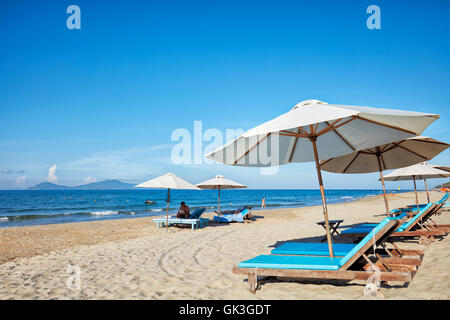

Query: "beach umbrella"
<box><xmin>134</xmin><ymin>172</ymin><xmax>200</xmax><ymax>231</ymax></box>
<box><xmin>206</xmin><ymin>99</ymin><xmax>439</xmax><ymax>257</ymax></box>
<box><xmin>196</xmin><ymin>175</ymin><xmax>247</xmax><ymax>212</ymax></box>
<box><xmin>382</xmin><ymin>162</ymin><xmax>450</xmax><ymax>212</ymax></box>
<box><xmin>319</xmin><ymin>136</ymin><xmax>449</xmax><ymax>215</ymax></box>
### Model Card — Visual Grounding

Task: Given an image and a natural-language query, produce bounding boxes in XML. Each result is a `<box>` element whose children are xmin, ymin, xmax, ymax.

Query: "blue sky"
<box><xmin>0</xmin><ymin>0</ymin><xmax>449</xmax><ymax>190</ymax></box>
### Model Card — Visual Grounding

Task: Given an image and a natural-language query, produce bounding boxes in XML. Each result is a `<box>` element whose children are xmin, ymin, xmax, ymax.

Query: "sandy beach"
<box><xmin>0</xmin><ymin>191</ymin><xmax>449</xmax><ymax>300</ymax></box>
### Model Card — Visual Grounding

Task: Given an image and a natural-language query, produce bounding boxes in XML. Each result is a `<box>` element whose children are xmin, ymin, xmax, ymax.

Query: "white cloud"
<box><xmin>15</xmin><ymin>174</ymin><xmax>27</xmax><ymax>186</ymax></box>
<box><xmin>47</xmin><ymin>164</ymin><xmax>58</xmax><ymax>183</ymax></box>
<box><xmin>83</xmin><ymin>176</ymin><xmax>97</xmax><ymax>184</ymax></box>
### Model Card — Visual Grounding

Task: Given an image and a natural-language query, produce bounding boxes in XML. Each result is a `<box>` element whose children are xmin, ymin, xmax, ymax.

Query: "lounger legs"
<box><xmin>248</xmin><ymin>275</ymin><xmax>257</xmax><ymax>293</ymax></box>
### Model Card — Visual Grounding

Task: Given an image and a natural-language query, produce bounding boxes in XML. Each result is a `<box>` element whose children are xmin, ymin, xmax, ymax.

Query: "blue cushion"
<box><xmin>437</xmin><ymin>193</ymin><xmax>449</xmax><ymax>204</ymax></box>
<box><xmin>190</xmin><ymin>207</ymin><xmax>205</xmax><ymax>219</ymax></box>
<box><xmin>238</xmin><ymin>255</ymin><xmax>341</xmax><ymax>270</ymax></box>
<box><xmin>397</xmin><ymin>203</ymin><xmax>433</xmax><ymax>232</ymax></box>
<box><xmin>341</xmin><ymin>227</ymin><xmax>375</xmax><ymax>234</ymax></box>
<box><xmin>357</xmin><ymin>223</ymin><xmax>379</xmax><ymax>228</ymax></box>
<box><xmin>271</xmin><ymin>243</ymin><xmax>355</xmax><ymax>256</ymax></box>
<box><xmin>341</xmin><ymin>212</ymin><xmax>407</xmax><ymax>235</ymax></box>
<box><xmin>338</xmin><ymin>217</ymin><xmax>393</xmax><ymax>267</ymax></box>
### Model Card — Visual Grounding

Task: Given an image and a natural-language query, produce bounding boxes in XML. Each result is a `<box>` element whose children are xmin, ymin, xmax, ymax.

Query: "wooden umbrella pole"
<box><xmin>218</xmin><ymin>186</ymin><xmax>221</xmax><ymax>224</ymax></box>
<box><xmin>376</xmin><ymin>154</ymin><xmax>390</xmax><ymax>216</ymax></box>
<box><xmin>424</xmin><ymin>179</ymin><xmax>430</xmax><ymax>203</ymax></box>
<box><xmin>311</xmin><ymin>138</ymin><xmax>334</xmax><ymax>257</ymax></box>
<box><xmin>413</xmin><ymin>176</ymin><xmax>419</xmax><ymax>214</ymax></box>
<box><xmin>218</xmin><ymin>186</ymin><xmax>221</xmax><ymax>212</ymax></box>
<box><xmin>166</xmin><ymin>188</ymin><xmax>170</xmax><ymax>232</ymax></box>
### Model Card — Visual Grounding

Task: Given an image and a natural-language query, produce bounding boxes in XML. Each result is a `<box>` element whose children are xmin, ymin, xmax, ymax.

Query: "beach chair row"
<box><xmin>234</xmin><ymin>193</ymin><xmax>449</xmax><ymax>293</ymax></box>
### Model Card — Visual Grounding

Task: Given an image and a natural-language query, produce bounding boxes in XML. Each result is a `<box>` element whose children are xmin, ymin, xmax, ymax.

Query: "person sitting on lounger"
<box><xmin>176</xmin><ymin>201</ymin><xmax>190</xmax><ymax>218</ymax></box>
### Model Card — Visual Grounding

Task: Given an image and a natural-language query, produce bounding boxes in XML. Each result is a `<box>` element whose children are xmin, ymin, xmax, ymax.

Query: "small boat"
<box><xmin>145</xmin><ymin>200</ymin><xmax>156</xmax><ymax>205</ymax></box>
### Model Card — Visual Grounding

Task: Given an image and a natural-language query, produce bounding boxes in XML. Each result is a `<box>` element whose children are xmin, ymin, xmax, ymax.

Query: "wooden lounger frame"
<box><xmin>342</xmin><ymin>203</ymin><xmax>448</xmax><ymax>243</ymax></box>
<box><xmin>233</xmin><ymin>220</ymin><xmax>419</xmax><ymax>293</ymax></box>
<box><xmin>388</xmin><ymin>201</ymin><xmax>448</xmax><ymax>244</ymax></box>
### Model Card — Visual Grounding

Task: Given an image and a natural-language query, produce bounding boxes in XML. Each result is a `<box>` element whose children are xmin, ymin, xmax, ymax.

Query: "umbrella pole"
<box><xmin>166</xmin><ymin>188</ymin><xmax>170</xmax><ymax>232</ymax></box>
<box><xmin>311</xmin><ymin>139</ymin><xmax>334</xmax><ymax>257</ymax></box>
<box><xmin>413</xmin><ymin>176</ymin><xmax>419</xmax><ymax>215</ymax></box>
<box><xmin>218</xmin><ymin>186</ymin><xmax>221</xmax><ymax>212</ymax></box>
<box><xmin>218</xmin><ymin>186</ymin><xmax>221</xmax><ymax>224</ymax></box>
<box><xmin>424</xmin><ymin>179</ymin><xmax>430</xmax><ymax>203</ymax></box>
<box><xmin>376</xmin><ymin>154</ymin><xmax>390</xmax><ymax>216</ymax></box>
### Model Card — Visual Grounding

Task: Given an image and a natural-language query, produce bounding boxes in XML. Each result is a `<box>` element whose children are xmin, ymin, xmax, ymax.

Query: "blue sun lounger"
<box><xmin>271</xmin><ymin>242</ymin><xmax>357</xmax><ymax>257</ymax></box>
<box><xmin>395</xmin><ymin>193</ymin><xmax>448</xmax><ymax>213</ymax></box>
<box><xmin>271</xmin><ymin>217</ymin><xmax>402</xmax><ymax>257</ymax></box>
<box><xmin>271</xmin><ymin>216</ymin><xmax>424</xmax><ymax>258</ymax></box>
<box><xmin>234</xmin><ymin>218</ymin><xmax>417</xmax><ymax>292</ymax></box>
<box><xmin>340</xmin><ymin>201</ymin><xmax>449</xmax><ymax>242</ymax></box>
<box><xmin>341</xmin><ymin>203</ymin><xmax>433</xmax><ymax>235</ymax></box>
<box><xmin>152</xmin><ymin>207</ymin><xmax>208</xmax><ymax>231</ymax></box>
<box><xmin>213</xmin><ymin>208</ymin><xmax>249</xmax><ymax>223</ymax></box>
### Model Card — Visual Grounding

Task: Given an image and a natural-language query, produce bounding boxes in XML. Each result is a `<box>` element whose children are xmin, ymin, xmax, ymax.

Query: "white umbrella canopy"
<box><xmin>135</xmin><ymin>172</ymin><xmax>201</xmax><ymax>190</ymax></box>
<box><xmin>197</xmin><ymin>175</ymin><xmax>246</xmax><ymax>189</ymax></box>
<box><xmin>382</xmin><ymin>163</ymin><xmax>450</xmax><ymax>210</ymax></box>
<box><xmin>319</xmin><ymin>136</ymin><xmax>449</xmax><ymax>214</ymax></box>
<box><xmin>134</xmin><ymin>172</ymin><xmax>200</xmax><ymax>231</ymax></box>
<box><xmin>208</xmin><ymin>100</ymin><xmax>439</xmax><ymax>166</ymax></box>
<box><xmin>196</xmin><ymin>175</ymin><xmax>246</xmax><ymax>211</ymax></box>
<box><xmin>207</xmin><ymin>99</ymin><xmax>439</xmax><ymax>257</ymax></box>
<box><xmin>383</xmin><ymin>163</ymin><xmax>450</xmax><ymax>181</ymax></box>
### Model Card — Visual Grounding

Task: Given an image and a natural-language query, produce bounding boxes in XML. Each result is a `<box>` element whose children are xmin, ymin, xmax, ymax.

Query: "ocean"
<box><xmin>0</xmin><ymin>189</ymin><xmax>406</xmax><ymax>228</ymax></box>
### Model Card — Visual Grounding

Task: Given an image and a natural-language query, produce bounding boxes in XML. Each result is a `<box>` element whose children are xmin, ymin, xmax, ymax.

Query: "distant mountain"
<box><xmin>27</xmin><ymin>180</ymin><xmax>135</xmax><ymax>190</ymax></box>
<box><xmin>74</xmin><ymin>180</ymin><xmax>135</xmax><ymax>190</ymax></box>
<box><xmin>27</xmin><ymin>182</ymin><xmax>70</xmax><ymax>190</ymax></box>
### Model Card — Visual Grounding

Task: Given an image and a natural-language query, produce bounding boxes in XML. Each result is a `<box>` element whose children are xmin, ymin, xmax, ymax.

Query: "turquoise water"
<box><xmin>0</xmin><ymin>189</ymin><xmax>407</xmax><ymax>228</ymax></box>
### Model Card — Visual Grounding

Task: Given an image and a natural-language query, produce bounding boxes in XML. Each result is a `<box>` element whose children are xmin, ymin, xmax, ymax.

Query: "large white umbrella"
<box><xmin>383</xmin><ymin>162</ymin><xmax>450</xmax><ymax>211</ymax></box>
<box><xmin>207</xmin><ymin>99</ymin><xmax>439</xmax><ymax>256</ymax></box>
<box><xmin>319</xmin><ymin>136</ymin><xmax>448</xmax><ymax>215</ymax></box>
<box><xmin>196</xmin><ymin>175</ymin><xmax>246</xmax><ymax>212</ymax></box>
<box><xmin>134</xmin><ymin>172</ymin><xmax>200</xmax><ymax>231</ymax></box>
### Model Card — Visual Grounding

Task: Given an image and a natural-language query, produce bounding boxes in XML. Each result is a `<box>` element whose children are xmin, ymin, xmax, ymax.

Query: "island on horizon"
<box><xmin>27</xmin><ymin>179</ymin><xmax>135</xmax><ymax>190</ymax></box>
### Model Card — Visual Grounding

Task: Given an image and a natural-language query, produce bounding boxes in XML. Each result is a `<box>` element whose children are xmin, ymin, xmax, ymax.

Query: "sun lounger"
<box><xmin>153</xmin><ymin>207</ymin><xmax>208</xmax><ymax>231</ymax></box>
<box><xmin>271</xmin><ymin>217</ymin><xmax>423</xmax><ymax>262</ymax></box>
<box><xmin>341</xmin><ymin>202</ymin><xmax>448</xmax><ymax>243</ymax></box>
<box><xmin>396</xmin><ymin>193</ymin><xmax>448</xmax><ymax>214</ymax></box>
<box><xmin>234</xmin><ymin>219</ymin><xmax>418</xmax><ymax>293</ymax></box>
<box><xmin>213</xmin><ymin>208</ymin><xmax>249</xmax><ymax>223</ymax></box>
<box><xmin>169</xmin><ymin>207</ymin><xmax>206</xmax><ymax>219</ymax></box>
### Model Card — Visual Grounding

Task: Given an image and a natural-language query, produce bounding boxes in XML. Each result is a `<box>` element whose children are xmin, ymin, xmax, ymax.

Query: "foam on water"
<box><xmin>90</xmin><ymin>210</ymin><xmax>119</xmax><ymax>216</ymax></box>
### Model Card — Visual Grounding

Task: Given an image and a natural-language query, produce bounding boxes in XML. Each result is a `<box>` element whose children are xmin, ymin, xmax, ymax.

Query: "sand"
<box><xmin>0</xmin><ymin>191</ymin><xmax>449</xmax><ymax>299</ymax></box>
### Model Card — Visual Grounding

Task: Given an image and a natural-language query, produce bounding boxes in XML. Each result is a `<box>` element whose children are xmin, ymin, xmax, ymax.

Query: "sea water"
<box><xmin>0</xmin><ymin>189</ymin><xmax>407</xmax><ymax>228</ymax></box>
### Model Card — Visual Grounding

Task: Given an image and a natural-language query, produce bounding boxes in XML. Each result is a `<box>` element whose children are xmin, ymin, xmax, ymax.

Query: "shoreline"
<box><xmin>0</xmin><ymin>189</ymin><xmax>411</xmax><ymax>229</ymax></box>
<box><xmin>0</xmin><ymin>190</ymin><xmax>448</xmax><ymax>299</ymax></box>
